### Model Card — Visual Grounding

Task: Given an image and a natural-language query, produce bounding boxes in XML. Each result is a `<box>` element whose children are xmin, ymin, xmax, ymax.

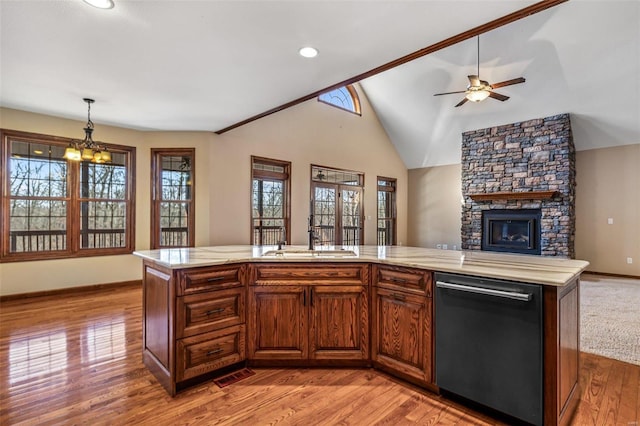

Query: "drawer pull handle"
<box><xmin>392</xmin><ymin>293</ymin><xmax>406</xmax><ymax>301</ymax></box>
<box><xmin>390</xmin><ymin>277</ymin><xmax>407</xmax><ymax>284</ymax></box>
<box><xmin>206</xmin><ymin>276</ymin><xmax>225</xmax><ymax>282</ymax></box>
<box><xmin>206</xmin><ymin>348</ymin><xmax>224</xmax><ymax>356</ymax></box>
<box><xmin>206</xmin><ymin>308</ymin><xmax>225</xmax><ymax>315</ymax></box>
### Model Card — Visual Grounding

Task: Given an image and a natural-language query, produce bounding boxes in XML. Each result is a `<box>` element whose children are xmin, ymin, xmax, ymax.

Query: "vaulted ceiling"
<box><xmin>1</xmin><ymin>1</ymin><xmax>638</xmax><ymax>169</ymax></box>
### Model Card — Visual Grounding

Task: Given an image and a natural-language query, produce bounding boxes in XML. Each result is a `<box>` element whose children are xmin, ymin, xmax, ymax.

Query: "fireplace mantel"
<box><xmin>468</xmin><ymin>191</ymin><xmax>559</xmax><ymax>202</ymax></box>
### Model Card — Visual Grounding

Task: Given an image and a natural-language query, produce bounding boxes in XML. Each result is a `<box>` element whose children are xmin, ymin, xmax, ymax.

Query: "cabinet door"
<box><xmin>372</xmin><ymin>287</ymin><xmax>432</xmax><ymax>383</ymax></box>
<box><xmin>248</xmin><ymin>286</ymin><xmax>308</xmax><ymax>360</ymax></box>
<box><xmin>309</xmin><ymin>285</ymin><xmax>369</xmax><ymax>360</ymax></box>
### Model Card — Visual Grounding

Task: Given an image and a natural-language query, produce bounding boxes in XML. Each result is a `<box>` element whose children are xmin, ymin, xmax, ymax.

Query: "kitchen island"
<box><xmin>134</xmin><ymin>245</ymin><xmax>588</xmax><ymax>426</ymax></box>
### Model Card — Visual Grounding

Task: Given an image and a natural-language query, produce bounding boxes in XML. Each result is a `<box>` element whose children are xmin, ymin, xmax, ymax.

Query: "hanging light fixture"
<box><xmin>63</xmin><ymin>98</ymin><xmax>111</xmax><ymax>163</ymax></box>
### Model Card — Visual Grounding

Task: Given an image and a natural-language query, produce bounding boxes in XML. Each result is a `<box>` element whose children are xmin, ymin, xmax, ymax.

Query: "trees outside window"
<box><xmin>251</xmin><ymin>156</ymin><xmax>290</xmax><ymax>246</ymax></box>
<box><xmin>1</xmin><ymin>129</ymin><xmax>135</xmax><ymax>261</ymax></box>
<box><xmin>151</xmin><ymin>149</ymin><xmax>195</xmax><ymax>249</ymax></box>
<box><xmin>311</xmin><ymin>165</ymin><xmax>364</xmax><ymax>246</ymax></box>
<box><xmin>377</xmin><ymin>177</ymin><xmax>397</xmax><ymax>246</ymax></box>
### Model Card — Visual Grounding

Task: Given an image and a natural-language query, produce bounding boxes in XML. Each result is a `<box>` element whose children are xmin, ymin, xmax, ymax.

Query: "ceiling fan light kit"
<box><xmin>434</xmin><ymin>36</ymin><xmax>525</xmax><ymax>107</ymax></box>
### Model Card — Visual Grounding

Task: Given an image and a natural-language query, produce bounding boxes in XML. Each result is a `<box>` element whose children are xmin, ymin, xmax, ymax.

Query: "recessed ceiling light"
<box><xmin>299</xmin><ymin>47</ymin><xmax>318</xmax><ymax>58</ymax></box>
<box><xmin>83</xmin><ymin>0</ymin><xmax>115</xmax><ymax>9</ymax></box>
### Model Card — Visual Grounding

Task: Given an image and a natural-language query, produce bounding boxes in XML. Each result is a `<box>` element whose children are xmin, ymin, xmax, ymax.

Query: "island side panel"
<box><xmin>544</xmin><ymin>277</ymin><xmax>580</xmax><ymax>426</ymax></box>
<box><xmin>142</xmin><ymin>260</ymin><xmax>176</xmax><ymax>395</ymax></box>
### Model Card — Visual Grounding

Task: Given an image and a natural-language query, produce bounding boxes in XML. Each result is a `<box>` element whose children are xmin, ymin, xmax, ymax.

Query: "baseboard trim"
<box><xmin>0</xmin><ymin>280</ymin><xmax>142</xmax><ymax>302</ymax></box>
<box><xmin>583</xmin><ymin>271</ymin><xmax>640</xmax><ymax>280</ymax></box>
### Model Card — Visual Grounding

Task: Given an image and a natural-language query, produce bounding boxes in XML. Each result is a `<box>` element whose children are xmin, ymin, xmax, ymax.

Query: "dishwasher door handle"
<box><xmin>436</xmin><ymin>281</ymin><xmax>532</xmax><ymax>301</ymax></box>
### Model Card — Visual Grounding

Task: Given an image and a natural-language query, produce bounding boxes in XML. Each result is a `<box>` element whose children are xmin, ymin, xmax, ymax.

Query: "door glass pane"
<box><xmin>314</xmin><ymin>186</ymin><xmax>336</xmax><ymax>246</ymax></box>
<box><xmin>342</xmin><ymin>188</ymin><xmax>361</xmax><ymax>246</ymax></box>
<box><xmin>252</xmin><ymin>179</ymin><xmax>285</xmax><ymax>245</ymax></box>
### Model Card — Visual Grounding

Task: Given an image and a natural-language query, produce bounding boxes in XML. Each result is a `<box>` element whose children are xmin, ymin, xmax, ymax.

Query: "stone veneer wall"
<box><xmin>461</xmin><ymin>113</ymin><xmax>576</xmax><ymax>257</ymax></box>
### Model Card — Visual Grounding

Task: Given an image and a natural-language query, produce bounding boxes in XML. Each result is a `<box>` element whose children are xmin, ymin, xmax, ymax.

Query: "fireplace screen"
<box><xmin>481</xmin><ymin>209</ymin><xmax>541</xmax><ymax>255</ymax></box>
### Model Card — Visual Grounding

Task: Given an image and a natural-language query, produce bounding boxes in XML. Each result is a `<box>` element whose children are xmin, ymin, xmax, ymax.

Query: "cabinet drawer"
<box><xmin>176</xmin><ymin>325</ymin><xmax>246</xmax><ymax>382</ymax></box>
<box><xmin>176</xmin><ymin>287</ymin><xmax>245</xmax><ymax>338</ymax></box>
<box><xmin>374</xmin><ymin>265</ymin><xmax>432</xmax><ymax>296</ymax></box>
<box><xmin>252</xmin><ymin>263</ymin><xmax>368</xmax><ymax>286</ymax></box>
<box><xmin>178</xmin><ymin>264</ymin><xmax>244</xmax><ymax>295</ymax></box>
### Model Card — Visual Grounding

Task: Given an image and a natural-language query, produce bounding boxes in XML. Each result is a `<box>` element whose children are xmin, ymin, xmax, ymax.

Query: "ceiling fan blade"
<box><xmin>490</xmin><ymin>77</ymin><xmax>526</xmax><ymax>89</ymax></box>
<box><xmin>455</xmin><ymin>98</ymin><xmax>469</xmax><ymax>107</ymax></box>
<box><xmin>468</xmin><ymin>75</ymin><xmax>481</xmax><ymax>87</ymax></box>
<box><xmin>434</xmin><ymin>90</ymin><xmax>467</xmax><ymax>96</ymax></box>
<box><xmin>488</xmin><ymin>91</ymin><xmax>509</xmax><ymax>101</ymax></box>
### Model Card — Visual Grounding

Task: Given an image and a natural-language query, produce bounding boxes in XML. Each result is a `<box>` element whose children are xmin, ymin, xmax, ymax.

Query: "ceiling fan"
<box><xmin>434</xmin><ymin>36</ymin><xmax>525</xmax><ymax>107</ymax></box>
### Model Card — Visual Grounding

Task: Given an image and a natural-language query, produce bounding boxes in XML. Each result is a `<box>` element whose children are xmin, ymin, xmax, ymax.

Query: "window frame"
<box><xmin>251</xmin><ymin>156</ymin><xmax>291</xmax><ymax>246</ymax></box>
<box><xmin>150</xmin><ymin>148</ymin><xmax>195</xmax><ymax>249</ymax></box>
<box><xmin>377</xmin><ymin>176</ymin><xmax>397</xmax><ymax>246</ymax></box>
<box><xmin>0</xmin><ymin>129</ymin><xmax>136</xmax><ymax>262</ymax></box>
<box><xmin>310</xmin><ymin>164</ymin><xmax>365</xmax><ymax>246</ymax></box>
<box><xmin>317</xmin><ymin>85</ymin><xmax>362</xmax><ymax>116</ymax></box>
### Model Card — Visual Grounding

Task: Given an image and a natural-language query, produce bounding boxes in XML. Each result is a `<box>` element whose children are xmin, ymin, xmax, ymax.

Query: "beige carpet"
<box><xmin>580</xmin><ymin>273</ymin><xmax>640</xmax><ymax>365</ymax></box>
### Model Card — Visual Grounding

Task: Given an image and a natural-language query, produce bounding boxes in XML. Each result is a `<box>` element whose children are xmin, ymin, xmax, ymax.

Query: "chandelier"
<box><xmin>63</xmin><ymin>98</ymin><xmax>111</xmax><ymax>163</ymax></box>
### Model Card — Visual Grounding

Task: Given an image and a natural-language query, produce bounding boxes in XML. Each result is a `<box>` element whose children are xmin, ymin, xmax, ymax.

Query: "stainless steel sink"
<box><xmin>261</xmin><ymin>248</ymin><xmax>357</xmax><ymax>258</ymax></box>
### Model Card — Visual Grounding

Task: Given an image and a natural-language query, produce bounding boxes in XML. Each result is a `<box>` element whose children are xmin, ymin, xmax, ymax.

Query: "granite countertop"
<box><xmin>133</xmin><ymin>245</ymin><xmax>589</xmax><ymax>287</ymax></box>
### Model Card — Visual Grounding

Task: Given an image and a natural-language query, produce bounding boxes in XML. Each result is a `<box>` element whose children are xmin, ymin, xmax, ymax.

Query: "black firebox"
<box><xmin>481</xmin><ymin>209</ymin><xmax>541</xmax><ymax>255</ymax></box>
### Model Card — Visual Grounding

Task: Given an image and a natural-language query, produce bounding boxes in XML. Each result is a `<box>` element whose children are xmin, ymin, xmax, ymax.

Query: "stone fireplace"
<box><xmin>461</xmin><ymin>113</ymin><xmax>576</xmax><ymax>257</ymax></box>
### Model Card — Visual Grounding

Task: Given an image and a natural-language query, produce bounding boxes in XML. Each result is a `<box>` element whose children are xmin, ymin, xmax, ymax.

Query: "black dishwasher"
<box><xmin>434</xmin><ymin>272</ymin><xmax>543</xmax><ymax>426</ymax></box>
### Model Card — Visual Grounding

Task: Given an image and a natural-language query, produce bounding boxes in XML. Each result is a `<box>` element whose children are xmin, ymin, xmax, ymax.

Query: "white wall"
<box><xmin>0</xmin><ymin>108</ymin><xmax>214</xmax><ymax>295</ymax></box>
<box><xmin>210</xmin><ymin>85</ymin><xmax>408</xmax><ymax>246</ymax></box>
<box><xmin>0</xmin><ymin>87</ymin><xmax>407</xmax><ymax>296</ymax></box>
<box><xmin>406</xmin><ymin>145</ymin><xmax>640</xmax><ymax>277</ymax></box>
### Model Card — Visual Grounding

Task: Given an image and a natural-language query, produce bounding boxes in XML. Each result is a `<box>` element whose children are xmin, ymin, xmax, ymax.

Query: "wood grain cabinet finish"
<box><xmin>141</xmin><ymin>258</ymin><xmax>580</xmax><ymax>425</ymax></box>
<box><xmin>248</xmin><ymin>285</ymin><xmax>308</xmax><ymax>360</ymax></box>
<box><xmin>176</xmin><ymin>324</ymin><xmax>246</xmax><ymax>382</ymax></box>
<box><xmin>248</xmin><ymin>263</ymin><xmax>369</xmax><ymax>364</ymax></box>
<box><xmin>372</xmin><ymin>265</ymin><xmax>433</xmax><ymax>386</ymax></box>
<box><xmin>176</xmin><ymin>287</ymin><xmax>245</xmax><ymax>338</ymax></box>
<box><xmin>142</xmin><ymin>261</ymin><xmax>247</xmax><ymax>395</ymax></box>
<box><xmin>178</xmin><ymin>265</ymin><xmax>244</xmax><ymax>295</ymax></box>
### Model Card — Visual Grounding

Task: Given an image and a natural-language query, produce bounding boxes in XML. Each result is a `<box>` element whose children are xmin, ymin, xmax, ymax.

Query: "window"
<box><xmin>377</xmin><ymin>177</ymin><xmax>397</xmax><ymax>246</ymax></box>
<box><xmin>151</xmin><ymin>149</ymin><xmax>195</xmax><ymax>249</ymax></box>
<box><xmin>1</xmin><ymin>129</ymin><xmax>135</xmax><ymax>262</ymax></box>
<box><xmin>251</xmin><ymin>156</ymin><xmax>290</xmax><ymax>245</ymax></box>
<box><xmin>311</xmin><ymin>165</ymin><xmax>364</xmax><ymax>246</ymax></box>
<box><xmin>318</xmin><ymin>85</ymin><xmax>361</xmax><ymax>115</ymax></box>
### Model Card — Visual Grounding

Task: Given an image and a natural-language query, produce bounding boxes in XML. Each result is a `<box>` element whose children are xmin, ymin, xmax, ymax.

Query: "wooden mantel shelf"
<box><xmin>469</xmin><ymin>191</ymin><xmax>559</xmax><ymax>201</ymax></box>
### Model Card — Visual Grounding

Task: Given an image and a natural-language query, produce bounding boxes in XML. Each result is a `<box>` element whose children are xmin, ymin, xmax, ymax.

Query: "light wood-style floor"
<box><xmin>1</xmin><ymin>284</ymin><xmax>638</xmax><ymax>425</ymax></box>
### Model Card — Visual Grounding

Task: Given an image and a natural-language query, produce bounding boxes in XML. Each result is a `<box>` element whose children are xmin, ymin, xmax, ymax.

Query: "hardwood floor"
<box><xmin>1</xmin><ymin>285</ymin><xmax>638</xmax><ymax>425</ymax></box>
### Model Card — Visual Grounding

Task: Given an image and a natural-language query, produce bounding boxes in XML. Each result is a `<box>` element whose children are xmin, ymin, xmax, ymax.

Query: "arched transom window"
<box><xmin>318</xmin><ymin>85</ymin><xmax>361</xmax><ymax>115</ymax></box>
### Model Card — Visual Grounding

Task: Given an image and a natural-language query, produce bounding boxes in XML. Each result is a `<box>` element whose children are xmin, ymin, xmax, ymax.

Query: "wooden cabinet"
<box><xmin>142</xmin><ymin>261</ymin><xmax>246</xmax><ymax>395</ymax></box>
<box><xmin>248</xmin><ymin>263</ymin><xmax>369</xmax><ymax>364</ymax></box>
<box><xmin>372</xmin><ymin>265</ymin><xmax>433</xmax><ymax>386</ymax></box>
<box><xmin>249</xmin><ymin>285</ymin><xmax>307</xmax><ymax>360</ymax></box>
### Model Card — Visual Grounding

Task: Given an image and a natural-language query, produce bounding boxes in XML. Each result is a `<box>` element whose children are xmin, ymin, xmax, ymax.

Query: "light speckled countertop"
<box><xmin>133</xmin><ymin>245</ymin><xmax>589</xmax><ymax>287</ymax></box>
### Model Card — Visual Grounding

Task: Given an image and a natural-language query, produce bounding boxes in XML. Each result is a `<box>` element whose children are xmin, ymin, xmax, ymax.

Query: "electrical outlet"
<box><xmin>607</xmin><ymin>218</ymin><xmax>614</xmax><ymax>225</ymax></box>
<box><xmin>453</xmin><ymin>245</ymin><xmax>457</xmax><ymax>251</ymax></box>
<box><xmin>442</xmin><ymin>244</ymin><xmax>448</xmax><ymax>250</ymax></box>
<box><xmin>627</xmin><ymin>257</ymin><xmax>633</xmax><ymax>264</ymax></box>
<box><xmin>436</xmin><ymin>244</ymin><xmax>442</xmax><ymax>249</ymax></box>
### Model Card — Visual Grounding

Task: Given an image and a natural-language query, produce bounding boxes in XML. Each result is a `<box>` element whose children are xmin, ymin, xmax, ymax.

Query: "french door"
<box><xmin>312</xmin><ymin>182</ymin><xmax>363</xmax><ymax>246</ymax></box>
